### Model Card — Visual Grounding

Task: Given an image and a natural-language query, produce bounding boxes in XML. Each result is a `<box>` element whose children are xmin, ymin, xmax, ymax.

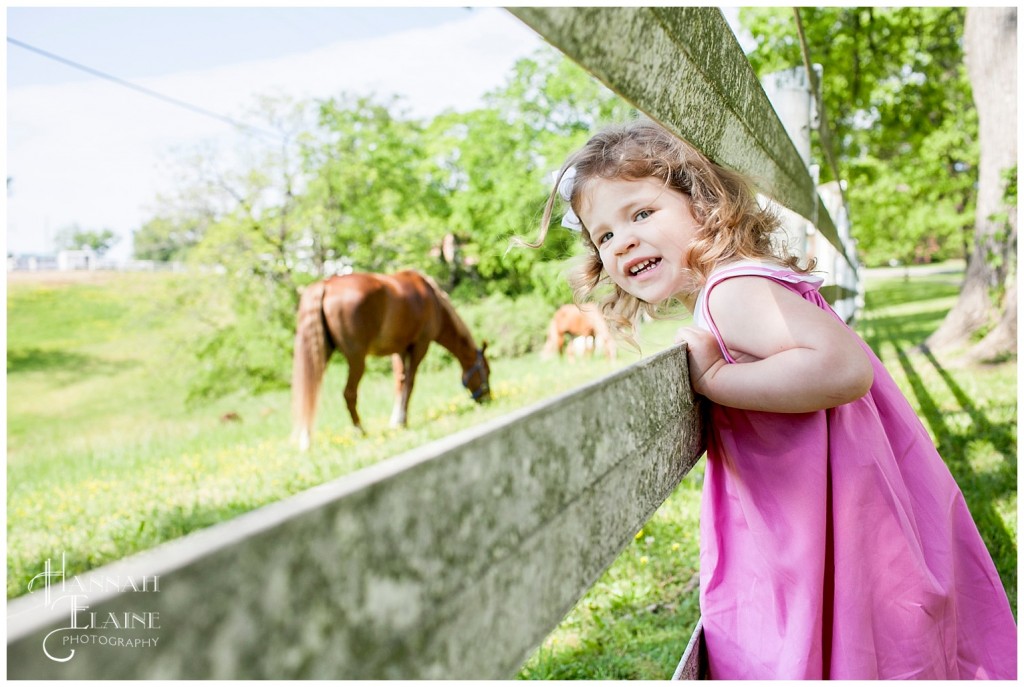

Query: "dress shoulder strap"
<box><xmin>695</xmin><ymin>263</ymin><xmax>824</xmax><ymax>364</ymax></box>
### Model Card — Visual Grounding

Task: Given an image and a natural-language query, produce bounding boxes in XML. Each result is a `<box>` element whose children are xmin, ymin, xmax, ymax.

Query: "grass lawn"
<box><xmin>6</xmin><ymin>264</ymin><xmax>1015</xmax><ymax>678</ymax></box>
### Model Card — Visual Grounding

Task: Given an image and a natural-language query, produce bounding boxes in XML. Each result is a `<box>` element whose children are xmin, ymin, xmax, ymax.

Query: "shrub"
<box><xmin>457</xmin><ymin>293</ymin><xmax>557</xmax><ymax>361</ymax></box>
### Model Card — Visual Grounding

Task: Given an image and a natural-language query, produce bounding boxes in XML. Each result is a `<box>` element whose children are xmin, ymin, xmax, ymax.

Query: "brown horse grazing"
<box><xmin>541</xmin><ymin>303</ymin><xmax>617</xmax><ymax>363</ymax></box>
<box><xmin>291</xmin><ymin>269</ymin><xmax>490</xmax><ymax>451</ymax></box>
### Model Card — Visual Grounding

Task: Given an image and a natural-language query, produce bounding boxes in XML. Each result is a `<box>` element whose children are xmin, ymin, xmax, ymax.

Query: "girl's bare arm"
<box><xmin>676</xmin><ymin>277</ymin><xmax>873</xmax><ymax>413</ymax></box>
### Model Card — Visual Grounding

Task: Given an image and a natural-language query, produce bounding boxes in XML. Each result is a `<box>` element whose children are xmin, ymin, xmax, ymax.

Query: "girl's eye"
<box><xmin>598</xmin><ymin>231</ymin><xmax>613</xmax><ymax>245</ymax></box>
<box><xmin>634</xmin><ymin>209</ymin><xmax>653</xmax><ymax>221</ymax></box>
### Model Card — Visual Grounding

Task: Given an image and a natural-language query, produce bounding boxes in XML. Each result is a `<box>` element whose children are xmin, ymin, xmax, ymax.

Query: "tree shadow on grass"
<box><xmin>863</xmin><ymin>277</ymin><xmax>961</xmax><ymax>310</ymax></box>
<box><xmin>889</xmin><ymin>341</ymin><xmax>1017</xmax><ymax>610</ymax></box>
<box><xmin>7</xmin><ymin>347</ymin><xmax>136</xmax><ymax>377</ymax></box>
<box><xmin>861</xmin><ymin>292</ymin><xmax>1017</xmax><ymax>612</ymax></box>
<box><xmin>860</xmin><ymin>308</ymin><xmax>955</xmax><ymax>353</ymax></box>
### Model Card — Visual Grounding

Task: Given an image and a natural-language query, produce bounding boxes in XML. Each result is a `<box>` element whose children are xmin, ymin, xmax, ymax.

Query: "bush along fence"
<box><xmin>7</xmin><ymin>7</ymin><xmax>851</xmax><ymax>679</ymax></box>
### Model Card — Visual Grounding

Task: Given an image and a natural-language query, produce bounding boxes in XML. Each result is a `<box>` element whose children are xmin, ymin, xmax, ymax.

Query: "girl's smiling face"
<box><xmin>578</xmin><ymin>176</ymin><xmax>701</xmax><ymax>305</ymax></box>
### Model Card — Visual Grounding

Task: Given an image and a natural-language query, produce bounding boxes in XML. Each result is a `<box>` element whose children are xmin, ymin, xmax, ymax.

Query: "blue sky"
<box><xmin>7</xmin><ymin>7</ymin><xmax>476</xmax><ymax>88</ymax></box>
<box><xmin>5</xmin><ymin>7</ymin><xmax>544</xmax><ymax>259</ymax></box>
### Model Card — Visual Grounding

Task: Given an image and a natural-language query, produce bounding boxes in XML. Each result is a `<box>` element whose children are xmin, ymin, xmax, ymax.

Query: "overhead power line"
<box><xmin>8</xmin><ymin>36</ymin><xmax>282</xmax><ymax>142</ymax></box>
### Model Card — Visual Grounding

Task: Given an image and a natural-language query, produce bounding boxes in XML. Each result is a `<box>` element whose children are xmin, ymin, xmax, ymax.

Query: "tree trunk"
<box><xmin>970</xmin><ymin>267</ymin><xmax>1016</xmax><ymax>362</ymax></box>
<box><xmin>926</xmin><ymin>7</ymin><xmax>1017</xmax><ymax>355</ymax></box>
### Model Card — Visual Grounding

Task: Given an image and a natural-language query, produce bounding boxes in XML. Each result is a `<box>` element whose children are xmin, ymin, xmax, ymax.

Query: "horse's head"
<box><xmin>462</xmin><ymin>342</ymin><xmax>491</xmax><ymax>403</ymax></box>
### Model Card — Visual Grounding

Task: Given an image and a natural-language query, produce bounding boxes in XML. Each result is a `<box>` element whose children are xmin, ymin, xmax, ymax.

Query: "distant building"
<box><xmin>57</xmin><ymin>248</ymin><xmax>99</xmax><ymax>271</ymax></box>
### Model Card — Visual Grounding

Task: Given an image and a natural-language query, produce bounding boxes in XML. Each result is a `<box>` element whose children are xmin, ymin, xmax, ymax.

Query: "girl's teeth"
<box><xmin>631</xmin><ymin>259</ymin><xmax>658</xmax><ymax>275</ymax></box>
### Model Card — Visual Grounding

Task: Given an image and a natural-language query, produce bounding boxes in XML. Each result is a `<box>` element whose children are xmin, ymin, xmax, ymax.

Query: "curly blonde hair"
<box><xmin>525</xmin><ymin>119</ymin><xmax>812</xmax><ymax>341</ymax></box>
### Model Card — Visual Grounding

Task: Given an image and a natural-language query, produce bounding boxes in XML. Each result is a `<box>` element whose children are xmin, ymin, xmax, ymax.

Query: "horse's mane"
<box><xmin>419</xmin><ymin>272</ymin><xmax>474</xmax><ymax>344</ymax></box>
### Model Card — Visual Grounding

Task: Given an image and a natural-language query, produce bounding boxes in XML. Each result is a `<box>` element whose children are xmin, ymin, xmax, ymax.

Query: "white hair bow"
<box><xmin>556</xmin><ymin>166</ymin><xmax>582</xmax><ymax>231</ymax></box>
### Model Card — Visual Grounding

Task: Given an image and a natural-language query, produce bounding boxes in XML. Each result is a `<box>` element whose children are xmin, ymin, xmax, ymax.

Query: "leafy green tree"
<box><xmin>742</xmin><ymin>7</ymin><xmax>1017</xmax><ymax>360</ymax></box>
<box><xmin>425</xmin><ymin>106</ymin><xmax>546</xmax><ymax>297</ymax></box>
<box><xmin>432</xmin><ymin>47</ymin><xmax>635</xmax><ymax>301</ymax></box>
<box><xmin>740</xmin><ymin>7</ymin><xmax>976</xmax><ymax>267</ymax></box>
<box><xmin>54</xmin><ymin>224</ymin><xmax>119</xmax><ymax>256</ymax></box>
<box><xmin>300</xmin><ymin>93</ymin><xmax>445</xmax><ymax>277</ymax></box>
<box><xmin>177</xmin><ymin>96</ymin><xmax>318</xmax><ymax>400</ymax></box>
<box><xmin>133</xmin><ymin>213</ymin><xmax>206</xmax><ymax>262</ymax></box>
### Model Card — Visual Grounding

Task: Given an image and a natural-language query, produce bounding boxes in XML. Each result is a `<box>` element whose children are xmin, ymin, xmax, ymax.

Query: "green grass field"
<box><xmin>6</xmin><ymin>265</ymin><xmax>1016</xmax><ymax>679</ymax></box>
<box><xmin>6</xmin><ymin>270</ymin><xmax>683</xmax><ymax>602</ymax></box>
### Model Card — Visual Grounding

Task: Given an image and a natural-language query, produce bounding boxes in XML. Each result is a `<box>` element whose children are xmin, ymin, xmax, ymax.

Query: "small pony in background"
<box><xmin>541</xmin><ymin>303</ymin><xmax>617</xmax><ymax>363</ymax></box>
<box><xmin>291</xmin><ymin>269</ymin><xmax>490</xmax><ymax>451</ymax></box>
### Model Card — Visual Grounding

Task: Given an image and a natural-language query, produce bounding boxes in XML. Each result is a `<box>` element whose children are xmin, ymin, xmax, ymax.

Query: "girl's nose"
<box><xmin>614</xmin><ymin>231</ymin><xmax>639</xmax><ymax>256</ymax></box>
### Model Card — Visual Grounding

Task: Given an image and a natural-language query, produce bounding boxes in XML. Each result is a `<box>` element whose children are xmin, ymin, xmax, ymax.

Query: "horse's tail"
<box><xmin>291</xmin><ymin>280</ymin><xmax>331</xmax><ymax>451</ymax></box>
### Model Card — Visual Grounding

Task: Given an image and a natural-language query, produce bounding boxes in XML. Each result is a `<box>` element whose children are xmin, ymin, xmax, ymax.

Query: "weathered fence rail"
<box><xmin>8</xmin><ymin>345</ymin><xmax>703</xmax><ymax>679</ymax></box>
<box><xmin>8</xmin><ymin>7</ymin><xmax>852</xmax><ymax>679</ymax></box>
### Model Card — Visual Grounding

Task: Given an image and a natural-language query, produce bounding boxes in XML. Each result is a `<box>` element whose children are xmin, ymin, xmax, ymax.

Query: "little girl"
<box><xmin>528</xmin><ymin>120</ymin><xmax>1016</xmax><ymax>679</ymax></box>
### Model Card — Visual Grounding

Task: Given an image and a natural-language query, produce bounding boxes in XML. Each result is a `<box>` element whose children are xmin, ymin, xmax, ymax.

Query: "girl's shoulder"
<box><xmin>694</xmin><ymin>260</ymin><xmax>823</xmax><ymax>329</ymax></box>
<box><xmin>705</xmin><ymin>259</ymin><xmax>823</xmax><ymax>286</ymax></box>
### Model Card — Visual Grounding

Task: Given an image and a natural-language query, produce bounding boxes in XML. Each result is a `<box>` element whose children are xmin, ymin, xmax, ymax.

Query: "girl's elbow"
<box><xmin>839</xmin><ymin>351</ymin><xmax>874</xmax><ymax>403</ymax></box>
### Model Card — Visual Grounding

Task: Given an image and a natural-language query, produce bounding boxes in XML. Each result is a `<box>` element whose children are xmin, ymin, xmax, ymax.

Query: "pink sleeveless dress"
<box><xmin>692</xmin><ymin>263</ymin><xmax>1017</xmax><ymax>679</ymax></box>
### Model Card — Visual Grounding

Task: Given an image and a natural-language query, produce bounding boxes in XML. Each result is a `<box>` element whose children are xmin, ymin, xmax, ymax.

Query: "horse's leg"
<box><xmin>343</xmin><ymin>355</ymin><xmax>367</xmax><ymax>434</ymax></box>
<box><xmin>568</xmin><ymin>335</ymin><xmax>581</xmax><ymax>363</ymax></box>
<box><xmin>391</xmin><ymin>344</ymin><xmax>429</xmax><ymax>428</ymax></box>
<box><xmin>390</xmin><ymin>352</ymin><xmax>410</xmax><ymax>428</ymax></box>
